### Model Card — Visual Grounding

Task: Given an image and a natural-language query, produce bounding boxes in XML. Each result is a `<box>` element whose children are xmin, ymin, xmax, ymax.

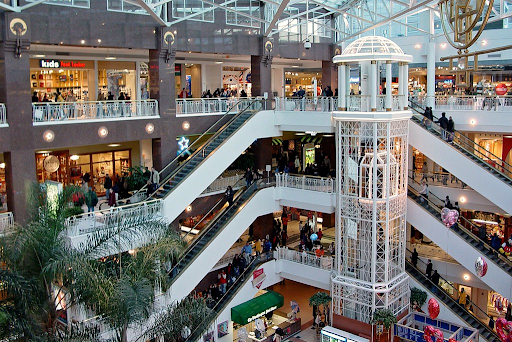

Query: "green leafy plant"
<box><xmin>126</xmin><ymin>166</ymin><xmax>149</xmax><ymax>191</ymax></box>
<box><xmin>309</xmin><ymin>292</ymin><xmax>332</xmax><ymax>307</ymax></box>
<box><xmin>371</xmin><ymin>309</ymin><xmax>397</xmax><ymax>330</ymax></box>
<box><xmin>63</xmin><ymin>206</ymin><xmax>84</xmax><ymax>218</ymax></box>
<box><xmin>410</xmin><ymin>287</ymin><xmax>428</xmax><ymax>308</ymax></box>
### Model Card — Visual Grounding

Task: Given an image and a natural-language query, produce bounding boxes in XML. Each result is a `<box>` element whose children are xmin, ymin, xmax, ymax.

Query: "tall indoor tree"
<box><xmin>0</xmin><ymin>183</ymin><xmax>211</xmax><ymax>341</ymax></box>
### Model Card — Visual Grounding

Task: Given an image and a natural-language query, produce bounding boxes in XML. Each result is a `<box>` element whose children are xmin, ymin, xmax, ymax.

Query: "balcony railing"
<box><xmin>274</xmin><ymin>97</ymin><xmax>337</xmax><ymax>112</ymax></box>
<box><xmin>0</xmin><ymin>104</ymin><xmax>6</xmax><ymax>125</ymax></box>
<box><xmin>175</xmin><ymin>97</ymin><xmax>263</xmax><ymax>116</ymax></box>
<box><xmin>274</xmin><ymin>246</ymin><xmax>335</xmax><ymax>271</ymax></box>
<box><xmin>411</xmin><ymin>95</ymin><xmax>512</xmax><ymax>111</ymax></box>
<box><xmin>276</xmin><ymin>173</ymin><xmax>335</xmax><ymax>193</ymax></box>
<box><xmin>0</xmin><ymin>212</ymin><xmax>14</xmax><ymax>234</ymax></box>
<box><xmin>346</xmin><ymin>95</ymin><xmax>403</xmax><ymax>112</ymax></box>
<box><xmin>32</xmin><ymin>100</ymin><xmax>159</xmax><ymax>123</ymax></box>
<box><xmin>64</xmin><ymin>199</ymin><xmax>163</xmax><ymax>238</ymax></box>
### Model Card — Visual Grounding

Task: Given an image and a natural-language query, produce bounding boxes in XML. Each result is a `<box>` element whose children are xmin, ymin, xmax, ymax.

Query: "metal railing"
<box><xmin>410</xmin><ymin>95</ymin><xmax>512</xmax><ymax>111</ymax></box>
<box><xmin>32</xmin><ymin>100</ymin><xmax>159</xmax><ymax>123</ymax></box>
<box><xmin>175</xmin><ymin>97</ymin><xmax>264</xmax><ymax>116</ymax></box>
<box><xmin>275</xmin><ymin>173</ymin><xmax>334</xmax><ymax>193</ymax></box>
<box><xmin>64</xmin><ymin>199</ymin><xmax>163</xmax><ymax>237</ymax></box>
<box><xmin>0</xmin><ymin>212</ymin><xmax>14</xmax><ymax>234</ymax></box>
<box><xmin>275</xmin><ymin>246</ymin><xmax>335</xmax><ymax>271</ymax></box>
<box><xmin>201</xmin><ymin>172</ymin><xmax>244</xmax><ymax>195</ymax></box>
<box><xmin>408</xmin><ymin>170</ymin><xmax>470</xmax><ymax>189</ymax></box>
<box><xmin>0</xmin><ymin>104</ymin><xmax>6</xmax><ymax>125</ymax></box>
<box><xmin>346</xmin><ymin>95</ymin><xmax>403</xmax><ymax>112</ymax></box>
<box><xmin>409</xmin><ymin>99</ymin><xmax>512</xmax><ymax>180</ymax></box>
<box><xmin>274</xmin><ymin>97</ymin><xmax>337</xmax><ymax>112</ymax></box>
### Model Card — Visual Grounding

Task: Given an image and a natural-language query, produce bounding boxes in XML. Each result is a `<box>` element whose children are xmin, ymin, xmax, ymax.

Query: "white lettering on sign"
<box><xmin>40</xmin><ymin>60</ymin><xmax>60</xmax><ymax>68</ymax></box>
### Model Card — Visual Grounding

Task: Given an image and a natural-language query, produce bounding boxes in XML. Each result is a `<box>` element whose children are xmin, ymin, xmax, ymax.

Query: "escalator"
<box><xmin>407</xmin><ymin>181</ymin><xmax>512</xmax><ymax>298</ymax></box>
<box><xmin>405</xmin><ymin>257</ymin><xmax>498</xmax><ymax>342</ymax></box>
<box><xmin>185</xmin><ymin>257</ymin><xmax>269</xmax><ymax>342</ymax></box>
<box><xmin>138</xmin><ymin>98</ymin><xmax>281</xmax><ymax>225</ymax></box>
<box><xmin>165</xmin><ymin>182</ymin><xmax>281</xmax><ymax>302</ymax></box>
<box><xmin>408</xmin><ymin>100</ymin><xmax>512</xmax><ymax>213</ymax></box>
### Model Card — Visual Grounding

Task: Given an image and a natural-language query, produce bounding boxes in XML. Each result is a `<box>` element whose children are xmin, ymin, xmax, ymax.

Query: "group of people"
<box><xmin>199</xmin><ymin>88</ymin><xmax>247</xmax><ymax>98</ymax></box>
<box><xmin>32</xmin><ymin>90</ymin><xmax>78</xmax><ymax>103</ymax></box>
<box><xmin>423</xmin><ymin>108</ymin><xmax>456</xmax><ymax>142</ymax></box>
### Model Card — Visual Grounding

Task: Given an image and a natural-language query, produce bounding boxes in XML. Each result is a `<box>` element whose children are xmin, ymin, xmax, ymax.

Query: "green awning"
<box><xmin>231</xmin><ymin>291</ymin><xmax>284</xmax><ymax>325</ymax></box>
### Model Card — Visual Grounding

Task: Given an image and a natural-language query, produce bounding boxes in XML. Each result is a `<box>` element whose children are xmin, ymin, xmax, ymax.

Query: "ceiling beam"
<box><xmin>264</xmin><ymin>0</ymin><xmax>291</xmax><ymax>36</ymax></box>
<box><xmin>135</xmin><ymin>0</ymin><xmax>169</xmax><ymax>26</ymax></box>
<box><xmin>200</xmin><ymin>0</ymin><xmax>268</xmax><ymax>23</ymax></box>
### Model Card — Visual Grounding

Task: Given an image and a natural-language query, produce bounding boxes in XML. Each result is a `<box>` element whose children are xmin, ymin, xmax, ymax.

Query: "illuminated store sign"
<box><xmin>39</xmin><ymin>59</ymin><xmax>86</xmax><ymax>68</ymax></box>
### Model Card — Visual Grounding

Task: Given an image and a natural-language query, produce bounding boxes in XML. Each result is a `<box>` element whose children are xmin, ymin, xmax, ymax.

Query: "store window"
<box><xmin>36</xmin><ymin>152</ymin><xmax>69</xmax><ymax>185</ymax></box>
<box><xmin>30</xmin><ymin>59</ymin><xmax>94</xmax><ymax>102</ymax></box>
<box><xmin>98</xmin><ymin>61</ymin><xmax>136</xmax><ymax>100</ymax></box>
<box><xmin>0</xmin><ymin>162</ymin><xmax>6</xmax><ymax>212</ymax></box>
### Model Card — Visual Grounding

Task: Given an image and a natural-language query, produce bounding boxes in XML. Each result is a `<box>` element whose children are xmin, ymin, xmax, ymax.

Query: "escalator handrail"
<box><xmin>405</xmin><ymin>248</ymin><xmax>494</xmax><ymax>324</ymax></box>
<box><xmin>185</xmin><ymin>256</ymin><xmax>268</xmax><ymax>341</ymax></box>
<box><xmin>407</xmin><ymin>183</ymin><xmax>512</xmax><ymax>269</ymax></box>
<box><xmin>168</xmin><ymin>178</ymin><xmax>275</xmax><ymax>284</ymax></box>
<box><xmin>137</xmin><ymin>98</ymin><xmax>263</xmax><ymax>197</ymax></box>
<box><xmin>405</xmin><ymin>257</ymin><xmax>499</xmax><ymax>340</ymax></box>
<box><xmin>409</xmin><ymin>99</ymin><xmax>512</xmax><ymax>184</ymax></box>
<box><xmin>181</xmin><ymin>177</ymin><xmax>246</xmax><ymax>242</ymax></box>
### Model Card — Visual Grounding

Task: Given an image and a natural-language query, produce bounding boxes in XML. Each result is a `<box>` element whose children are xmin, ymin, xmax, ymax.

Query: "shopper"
<box><xmin>151</xmin><ymin>167</ymin><xmax>160</xmax><ymax>191</ymax></box>
<box><xmin>225</xmin><ymin>186</ymin><xmax>234</xmax><ymax>206</ymax></box>
<box><xmin>104</xmin><ymin>174</ymin><xmax>113</xmax><ymax>200</ymax></box>
<box><xmin>447</xmin><ymin>116</ymin><xmax>455</xmax><ymax>142</ymax></box>
<box><xmin>244</xmin><ymin>167</ymin><xmax>253</xmax><ymax>187</ymax></box>
<box><xmin>431</xmin><ymin>270</ymin><xmax>440</xmax><ymax>292</ymax></box>
<box><xmin>85</xmin><ymin>187</ymin><xmax>99</xmax><ymax>213</ymax></box>
<box><xmin>458</xmin><ymin>288</ymin><xmax>467</xmax><ymax>308</ymax></box>
<box><xmin>419</xmin><ymin>180</ymin><xmax>428</xmax><ymax>203</ymax></box>
<box><xmin>426</xmin><ymin>259</ymin><xmax>433</xmax><ymax>278</ymax></box>
<box><xmin>411</xmin><ymin>248</ymin><xmax>419</xmax><ymax>268</ymax></box>
<box><xmin>436</xmin><ymin>112</ymin><xmax>449</xmax><ymax>140</ymax></box>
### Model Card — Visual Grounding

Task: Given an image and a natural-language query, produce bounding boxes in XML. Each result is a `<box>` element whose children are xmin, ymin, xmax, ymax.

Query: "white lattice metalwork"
<box><xmin>332</xmin><ymin>117</ymin><xmax>409</xmax><ymax>324</ymax></box>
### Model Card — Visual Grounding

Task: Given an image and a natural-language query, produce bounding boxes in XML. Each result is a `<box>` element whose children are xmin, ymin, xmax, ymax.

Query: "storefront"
<box><xmin>35</xmin><ymin>148</ymin><xmax>132</xmax><ymax>196</ymax></box>
<box><xmin>31</xmin><ymin>57</ymin><xmax>138</xmax><ymax>102</ymax></box>
<box><xmin>31</xmin><ymin>59</ymin><xmax>95</xmax><ymax>101</ymax></box>
<box><xmin>222</xmin><ymin>66</ymin><xmax>251</xmax><ymax>96</ymax></box>
<box><xmin>232</xmin><ymin>291</ymin><xmax>301</xmax><ymax>342</ymax></box>
<box><xmin>285</xmin><ymin>70</ymin><xmax>322</xmax><ymax>97</ymax></box>
<box><xmin>0</xmin><ymin>160</ymin><xmax>6</xmax><ymax>212</ymax></box>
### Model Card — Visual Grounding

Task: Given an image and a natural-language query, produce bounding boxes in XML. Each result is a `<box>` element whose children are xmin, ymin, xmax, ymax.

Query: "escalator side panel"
<box><xmin>407</xmin><ymin>197</ymin><xmax>512</xmax><ymax>299</ymax></box>
<box><xmin>409</xmin><ymin>121</ymin><xmax>512</xmax><ymax>214</ymax></box>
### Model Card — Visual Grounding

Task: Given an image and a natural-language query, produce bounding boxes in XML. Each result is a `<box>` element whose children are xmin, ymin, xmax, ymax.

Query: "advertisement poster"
<box><xmin>217</xmin><ymin>321</ymin><xmax>228</xmax><ymax>338</ymax></box>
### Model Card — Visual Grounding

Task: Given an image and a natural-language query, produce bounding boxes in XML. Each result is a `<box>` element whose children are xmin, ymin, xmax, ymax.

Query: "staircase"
<box><xmin>408</xmin><ymin>100</ymin><xmax>512</xmax><ymax>214</ymax></box>
<box><xmin>406</xmin><ymin>260</ymin><xmax>498</xmax><ymax>342</ymax></box>
<box><xmin>407</xmin><ymin>184</ymin><xmax>512</xmax><ymax>298</ymax></box>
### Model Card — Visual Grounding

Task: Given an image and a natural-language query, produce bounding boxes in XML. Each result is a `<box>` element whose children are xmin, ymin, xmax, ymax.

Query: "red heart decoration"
<box><xmin>424</xmin><ymin>325</ymin><xmax>444</xmax><ymax>342</ymax></box>
<box><xmin>428</xmin><ymin>298</ymin><xmax>440</xmax><ymax>319</ymax></box>
<box><xmin>496</xmin><ymin>318</ymin><xmax>512</xmax><ymax>342</ymax></box>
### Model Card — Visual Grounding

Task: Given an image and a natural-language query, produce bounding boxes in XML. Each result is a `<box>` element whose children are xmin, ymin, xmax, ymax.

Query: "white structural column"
<box><xmin>339</xmin><ymin>63</ymin><xmax>346</xmax><ymax>110</ymax></box>
<box><xmin>370</xmin><ymin>61</ymin><xmax>377</xmax><ymax>111</ymax></box>
<box><xmin>403</xmin><ymin>63</ymin><xmax>409</xmax><ymax>109</ymax></box>
<box><xmin>345</xmin><ymin>65</ymin><xmax>350</xmax><ymax>97</ymax></box>
<box><xmin>427</xmin><ymin>41</ymin><xmax>436</xmax><ymax>109</ymax></box>
<box><xmin>398</xmin><ymin>62</ymin><xmax>404</xmax><ymax>101</ymax></box>
<box><xmin>386</xmin><ymin>61</ymin><xmax>392</xmax><ymax>111</ymax></box>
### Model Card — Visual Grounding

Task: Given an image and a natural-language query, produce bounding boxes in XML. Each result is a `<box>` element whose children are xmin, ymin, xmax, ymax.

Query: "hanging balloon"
<box><xmin>310</xmin><ymin>233</ymin><xmax>318</xmax><ymax>241</ymax></box>
<box><xmin>475</xmin><ymin>257</ymin><xmax>488</xmax><ymax>277</ymax></box>
<box><xmin>423</xmin><ymin>325</ymin><xmax>444</xmax><ymax>342</ymax></box>
<box><xmin>441</xmin><ymin>208</ymin><xmax>459</xmax><ymax>228</ymax></box>
<box><xmin>496</xmin><ymin>318</ymin><xmax>512</xmax><ymax>342</ymax></box>
<box><xmin>428</xmin><ymin>298</ymin><xmax>440</xmax><ymax>319</ymax></box>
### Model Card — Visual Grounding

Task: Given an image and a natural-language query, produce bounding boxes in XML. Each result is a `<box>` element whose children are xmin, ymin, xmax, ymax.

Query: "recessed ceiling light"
<box><xmin>97</xmin><ymin>39</ymin><xmax>102</xmax><ymax>43</ymax></box>
<box><xmin>105</xmin><ymin>56</ymin><xmax>117</xmax><ymax>60</ymax></box>
<box><xmin>323</xmin><ymin>134</ymin><xmax>334</xmax><ymax>137</ymax></box>
<box><xmin>37</xmin><ymin>151</ymin><xmax>51</xmax><ymax>154</ymax></box>
<box><xmin>80</xmin><ymin>40</ymin><xmax>86</xmax><ymax>44</ymax></box>
<box><xmin>215</xmin><ymin>61</ymin><xmax>223</xmax><ymax>64</ymax></box>
<box><xmin>295</xmin><ymin>133</ymin><xmax>306</xmax><ymax>136</ymax></box>
<box><xmin>108</xmin><ymin>143</ymin><xmax>121</xmax><ymax>147</ymax></box>
<box><xmin>292</xmin><ymin>65</ymin><xmax>299</xmax><ymax>68</ymax></box>
<box><xmin>33</xmin><ymin>54</ymin><xmax>46</xmax><ymax>58</ymax></box>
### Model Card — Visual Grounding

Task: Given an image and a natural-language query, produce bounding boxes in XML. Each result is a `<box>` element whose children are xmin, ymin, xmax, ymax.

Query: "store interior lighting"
<box><xmin>70</xmin><ymin>155</ymin><xmax>80</xmax><ymax>161</ymax></box>
<box><xmin>108</xmin><ymin>143</ymin><xmax>121</xmax><ymax>147</ymax></box>
<box><xmin>472</xmin><ymin>219</ymin><xmax>499</xmax><ymax>225</ymax></box>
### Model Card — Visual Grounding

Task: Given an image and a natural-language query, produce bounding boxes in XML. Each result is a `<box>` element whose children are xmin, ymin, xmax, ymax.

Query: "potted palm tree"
<box><xmin>410</xmin><ymin>287</ymin><xmax>427</xmax><ymax>312</ymax></box>
<box><xmin>371</xmin><ymin>309</ymin><xmax>397</xmax><ymax>342</ymax></box>
<box><xmin>309</xmin><ymin>292</ymin><xmax>332</xmax><ymax>328</ymax></box>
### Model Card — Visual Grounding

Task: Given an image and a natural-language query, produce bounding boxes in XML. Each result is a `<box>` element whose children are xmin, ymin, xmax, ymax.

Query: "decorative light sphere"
<box><xmin>98</xmin><ymin>126</ymin><xmax>108</xmax><ymax>138</ymax></box>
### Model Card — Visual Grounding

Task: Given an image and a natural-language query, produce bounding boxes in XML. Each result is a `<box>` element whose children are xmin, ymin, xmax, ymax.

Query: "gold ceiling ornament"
<box><xmin>438</xmin><ymin>0</ymin><xmax>494</xmax><ymax>51</ymax></box>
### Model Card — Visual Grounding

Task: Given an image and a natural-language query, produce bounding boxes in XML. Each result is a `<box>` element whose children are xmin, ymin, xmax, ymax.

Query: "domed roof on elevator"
<box><xmin>333</xmin><ymin>36</ymin><xmax>413</xmax><ymax>63</ymax></box>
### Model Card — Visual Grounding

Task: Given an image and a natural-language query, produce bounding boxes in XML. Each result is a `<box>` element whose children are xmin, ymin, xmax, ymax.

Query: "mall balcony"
<box><xmin>32</xmin><ymin>100</ymin><xmax>159</xmax><ymax>124</ymax></box>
